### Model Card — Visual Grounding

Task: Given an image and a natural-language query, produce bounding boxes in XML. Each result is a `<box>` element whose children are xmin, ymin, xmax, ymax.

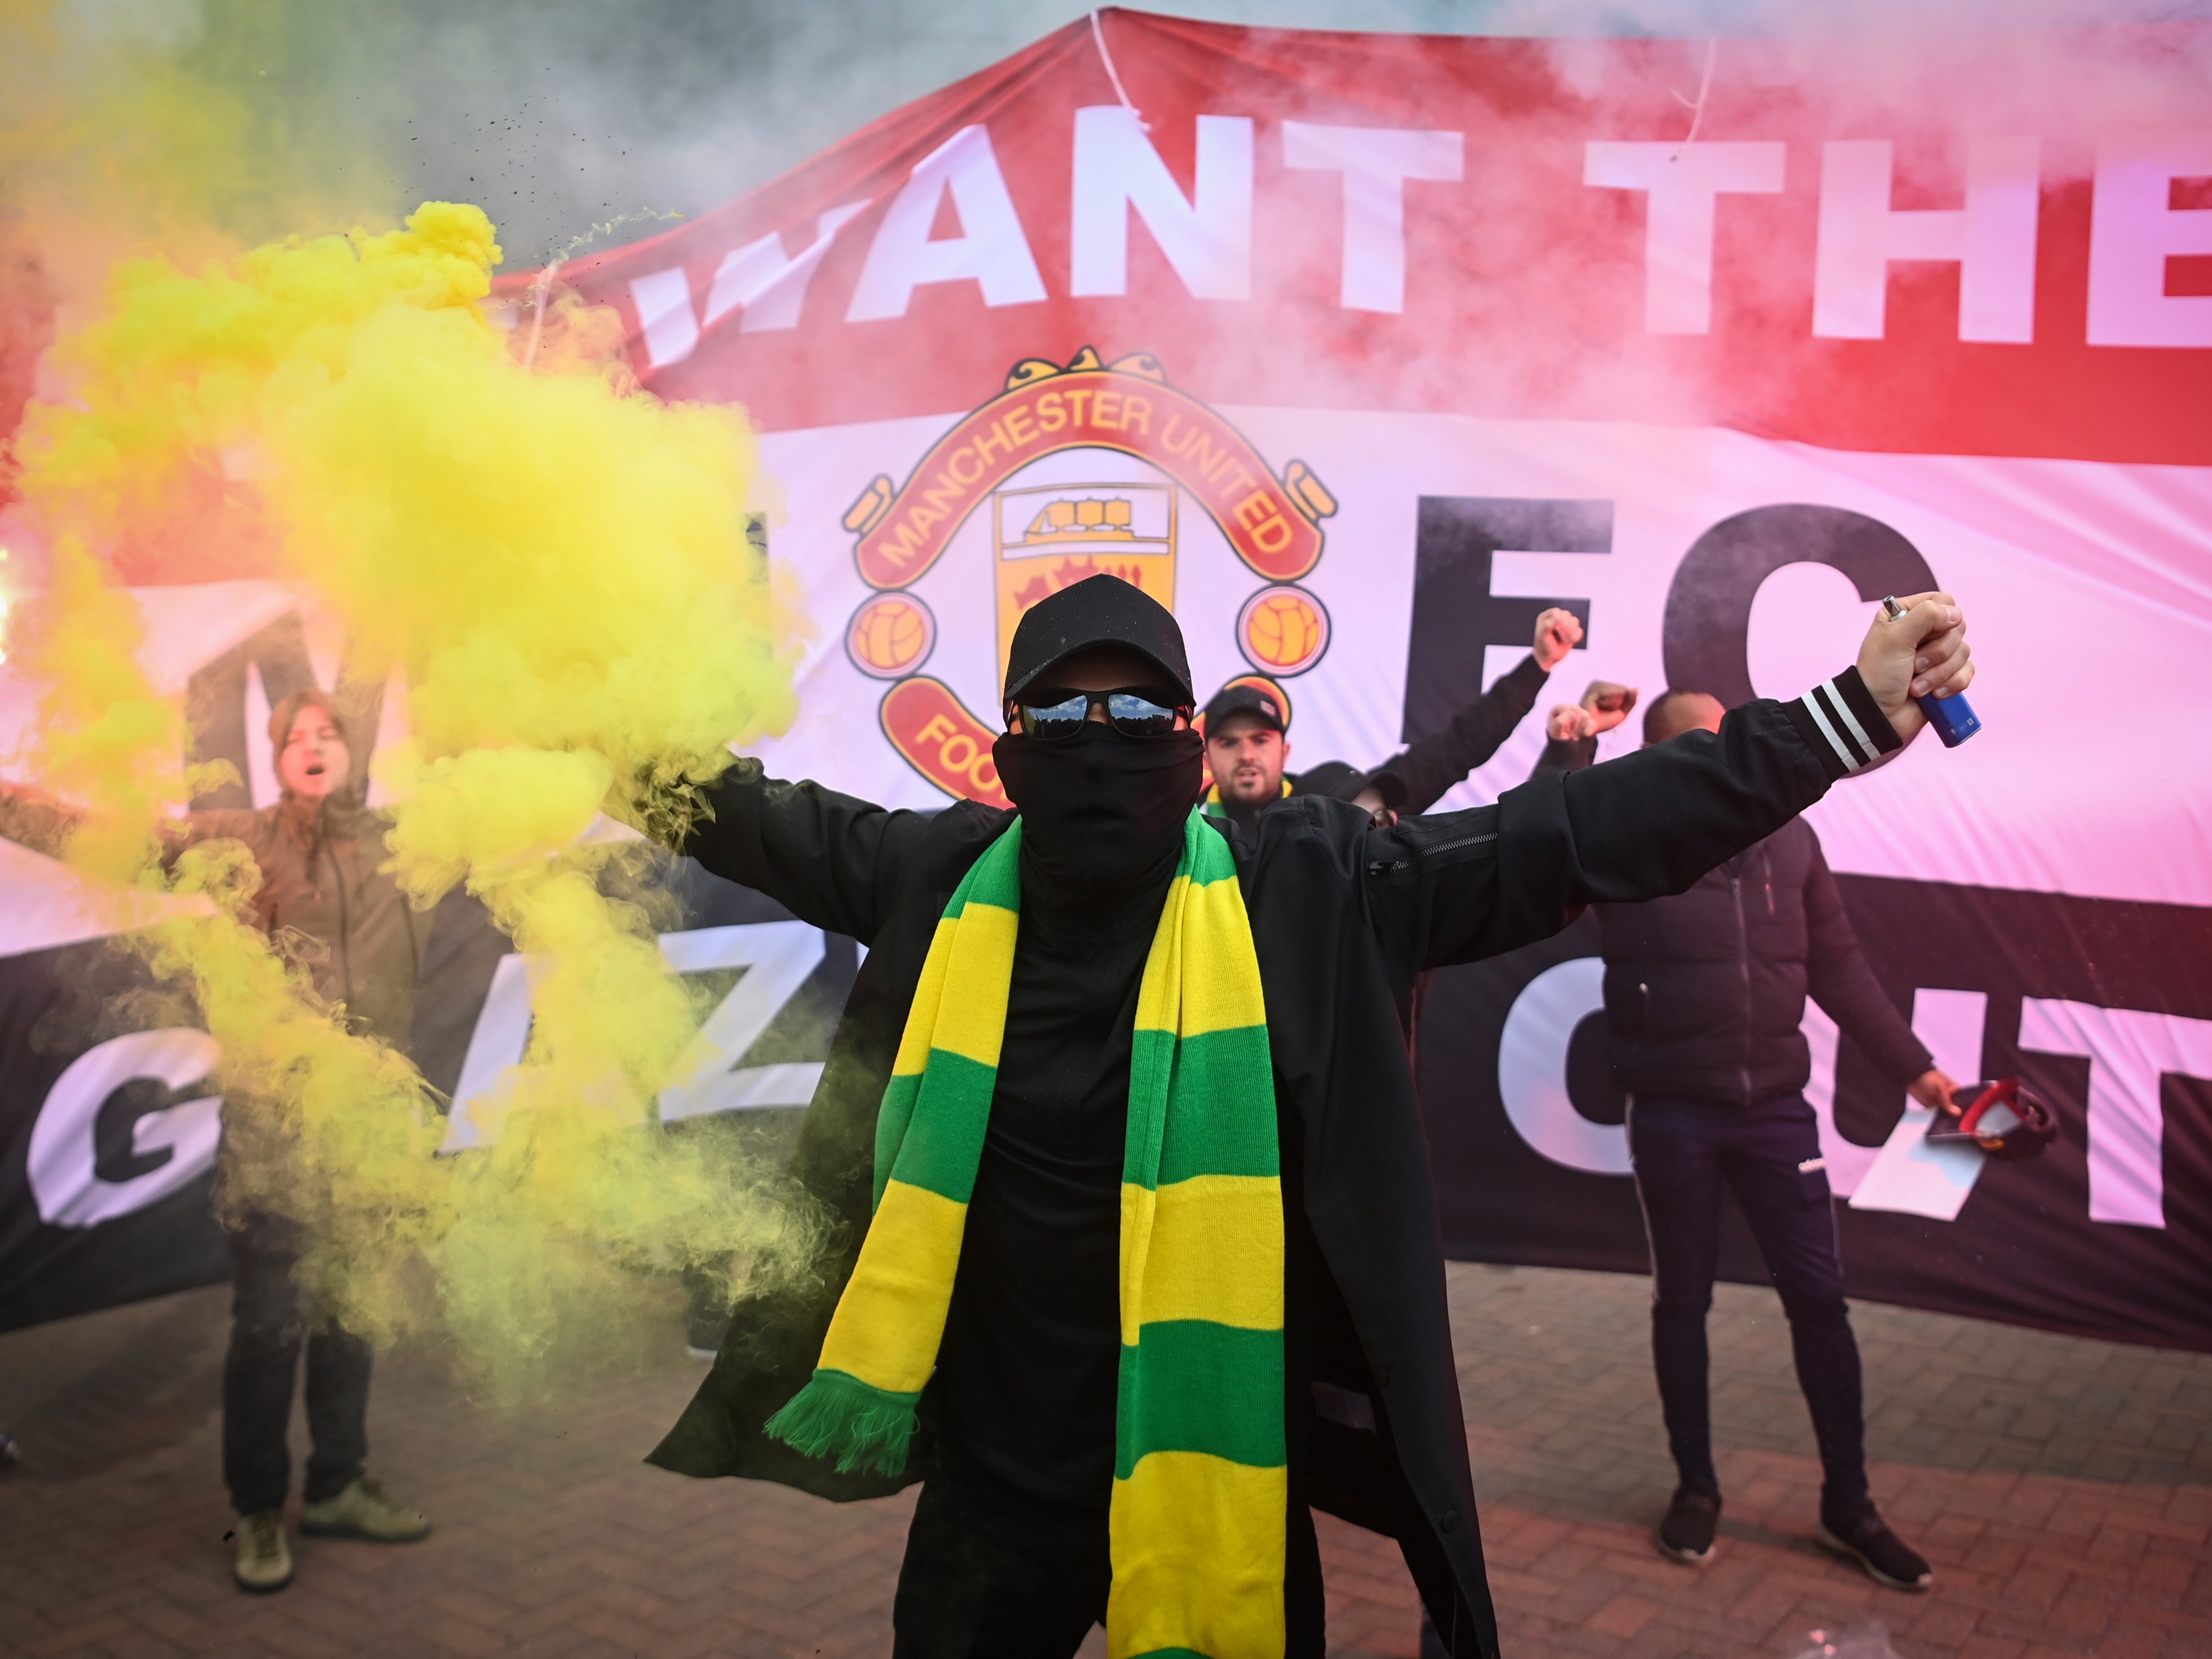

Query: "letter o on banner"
<box><xmin>1661</xmin><ymin>505</ymin><xmax>1939</xmax><ymax>709</ymax></box>
<box><xmin>1497</xmin><ymin>958</ymin><xmax>1631</xmax><ymax>1176</ymax></box>
<box><xmin>27</xmin><ymin>1029</ymin><xmax>224</xmax><ymax>1227</ymax></box>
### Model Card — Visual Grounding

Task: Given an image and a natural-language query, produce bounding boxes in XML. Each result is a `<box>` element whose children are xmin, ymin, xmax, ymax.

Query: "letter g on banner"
<box><xmin>27</xmin><ymin>1030</ymin><xmax>223</xmax><ymax>1227</ymax></box>
<box><xmin>1498</xmin><ymin>958</ymin><xmax>1632</xmax><ymax>1175</ymax></box>
<box><xmin>1662</xmin><ymin>505</ymin><xmax>1938</xmax><ymax>709</ymax></box>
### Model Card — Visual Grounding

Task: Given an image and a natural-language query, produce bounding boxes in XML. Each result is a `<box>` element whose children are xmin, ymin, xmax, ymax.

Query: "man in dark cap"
<box><xmin>637</xmin><ymin>573</ymin><xmax>1975</xmax><ymax>1659</ymax></box>
<box><xmin>1199</xmin><ymin>607</ymin><xmax>1629</xmax><ymax>839</ymax></box>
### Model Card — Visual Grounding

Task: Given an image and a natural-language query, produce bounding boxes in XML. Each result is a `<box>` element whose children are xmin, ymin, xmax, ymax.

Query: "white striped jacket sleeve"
<box><xmin>1785</xmin><ymin>669</ymin><xmax>1904</xmax><ymax>779</ymax></box>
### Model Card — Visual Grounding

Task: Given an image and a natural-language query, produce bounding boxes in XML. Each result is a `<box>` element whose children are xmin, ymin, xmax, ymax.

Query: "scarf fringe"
<box><xmin>764</xmin><ymin>1368</ymin><xmax>920</xmax><ymax>1476</ymax></box>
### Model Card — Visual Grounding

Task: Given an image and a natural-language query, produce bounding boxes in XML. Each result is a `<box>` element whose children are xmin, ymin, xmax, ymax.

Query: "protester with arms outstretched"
<box><xmin>638</xmin><ymin>574</ymin><xmax>1972</xmax><ymax>1658</ymax></box>
<box><xmin>1</xmin><ymin>691</ymin><xmax>432</xmax><ymax>1592</ymax></box>
<box><xmin>208</xmin><ymin>693</ymin><xmax>432</xmax><ymax>1591</ymax></box>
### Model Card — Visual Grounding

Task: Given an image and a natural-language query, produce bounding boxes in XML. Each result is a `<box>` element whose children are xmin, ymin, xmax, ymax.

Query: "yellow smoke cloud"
<box><xmin>7</xmin><ymin>198</ymin><xmax>818</xmax><ymax>1395</ymax></box>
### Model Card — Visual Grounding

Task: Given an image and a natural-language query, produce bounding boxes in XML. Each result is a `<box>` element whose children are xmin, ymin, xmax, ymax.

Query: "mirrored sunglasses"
<box><xmin>1013</xmin><ymin>687</ymin><xmax>1191</xmax><ymax>741</ymax></box>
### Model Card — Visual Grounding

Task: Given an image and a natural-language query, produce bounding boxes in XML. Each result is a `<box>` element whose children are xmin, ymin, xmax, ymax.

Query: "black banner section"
<box><xmin>0</xmin><ymin>863</ymin><xmax>860</xmax><ymax>1334</ymax></box>
<box><xmin>1401</xmin><ymin>496</ymin><xmax>1608</xmax><ymax>743</ymax></box>
<box><xmin>0</xmin><ymin>938</ymin><xmax>230</xmax><ymax>1331</ymax></box>
<box><xmin>1420</xmin><ymin>882</ymin><xmax>2212</xmax><ymax>1352</ymax></box>
<box><xmin>1401</xmin><ymin>490</ymin><xmax>2212</xmax><ymax>1351</ymax></box>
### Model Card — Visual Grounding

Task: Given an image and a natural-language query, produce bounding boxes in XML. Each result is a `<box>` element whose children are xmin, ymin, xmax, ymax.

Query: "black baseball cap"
<box><xmin>1201</xmin><ymin>676</ymin><xmax>1290</xmax><ymax>736</ymax></box>
<box><xmin>1003</xmin><ymin>574</ymin><xmax>1193</xmax><ymax>705</ymax></box>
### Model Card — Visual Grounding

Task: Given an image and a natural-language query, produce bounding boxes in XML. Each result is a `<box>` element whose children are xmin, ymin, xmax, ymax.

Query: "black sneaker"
<box><xmin>1817</xmin><ymin>1499</ymin><xmax>1932</xmax><ymax>1591</ymax></box>
<box><xmin>1655</xmin><ymin>1483</ymin><xmax>1721</xmax><ymax>1564</ymax></box>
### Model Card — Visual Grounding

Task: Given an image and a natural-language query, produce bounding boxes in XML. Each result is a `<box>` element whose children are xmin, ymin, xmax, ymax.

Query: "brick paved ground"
<box><xmin>2</xmin><ymin>1264</ymin><xmax>2206</xmax><ymax>1658</ymax></box>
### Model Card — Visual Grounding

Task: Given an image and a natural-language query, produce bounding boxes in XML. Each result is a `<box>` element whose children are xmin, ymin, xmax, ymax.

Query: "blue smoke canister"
<box><xmin>1882</xmin><ymin>595</ymin><xmax>1980</xmax><ymax>747</ymax></box>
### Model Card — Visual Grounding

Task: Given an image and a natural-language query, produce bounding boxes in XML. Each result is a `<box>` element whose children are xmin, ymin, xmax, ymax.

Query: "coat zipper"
<box><xmin>1367</xmin><ymin>829</ymin><xmax>1496</xmax><ymax>878</ymax></box>
<box><xmin>324</xmin><ymin>827</ymin><xmax>355</xmax><ymax>1017</ymax></box>
<box><xmin>1731</xmin><ymin>869</ymin><xmax>1752</xmax><ymax>1104</ymax></box>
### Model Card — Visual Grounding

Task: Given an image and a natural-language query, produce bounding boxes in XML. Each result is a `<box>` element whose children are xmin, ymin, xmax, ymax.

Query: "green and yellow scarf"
<box><xmin>766</xmin><ymin>810</ymin><xmax>1286</xmax><ymax>1658</ymax></box>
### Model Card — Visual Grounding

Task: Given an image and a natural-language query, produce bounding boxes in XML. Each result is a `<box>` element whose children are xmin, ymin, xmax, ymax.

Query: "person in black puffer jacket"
<box><xmin>1534</xmin><ymin>686</ymin><xmax>1959</xmax><ymax>1596</ymax></box>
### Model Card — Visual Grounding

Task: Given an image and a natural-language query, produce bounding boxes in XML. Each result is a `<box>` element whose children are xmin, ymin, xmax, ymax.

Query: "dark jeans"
<box><xmin>1627</xmin><ymin>1091</ymin><xmax>1869</xmax><ymax>1514</ymax></box>
<box><xmin>222</xmin><ymin>1213</ymin><xmax>372</xmax><ymax>1516</ymax></box>
<box><xmin>892</xmin><ymin>1463</ymin><xmax>1325</xmax><ymax>1658</ymax></box>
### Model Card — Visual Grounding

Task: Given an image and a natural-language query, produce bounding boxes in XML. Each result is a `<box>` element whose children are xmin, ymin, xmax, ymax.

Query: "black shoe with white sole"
<box><xmin>1817</xmin><ymin>1499</ymin><xmax>1932</xmax><ymax>1591</ymax></box>
<box><xmin>1655</xmin><ymin>1483</ymin><xmax>1720</xmax><ymax>1564</ymax></box>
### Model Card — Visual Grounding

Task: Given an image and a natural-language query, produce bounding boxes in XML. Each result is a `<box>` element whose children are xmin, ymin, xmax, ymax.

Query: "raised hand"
<box><xmin>1547</xmin><ymin>703</ymin><xmax>1595</xmax><ymax>742</ymax></box>
<box><xmin>1579</xmin><ymin>681</ymin><xmax>1638</xmax><ymax>734</ymax></box>
<box><xmin>1532</xmin><ymin>607</ymin><xmax>1584</xmax><ymax>672</ymax></box>
<box><xmin>1854</xmin><ymin>593</ymin><xmax>1973</xmax><ymax>742</ymax></box>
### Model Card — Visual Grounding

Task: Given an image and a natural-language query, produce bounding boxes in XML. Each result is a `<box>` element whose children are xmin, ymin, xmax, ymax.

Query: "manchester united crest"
<box><xmin>842</xmin><ymin>347</ymin><xmax>1336</xmax><ymax>807</ymax></box>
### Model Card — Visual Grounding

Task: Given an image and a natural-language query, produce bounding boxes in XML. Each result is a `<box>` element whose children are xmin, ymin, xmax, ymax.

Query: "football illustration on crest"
<box><xmin>1237</xmin><ymin>585</ymin><xmax>1330</xmax><ymax>677</ymax></box>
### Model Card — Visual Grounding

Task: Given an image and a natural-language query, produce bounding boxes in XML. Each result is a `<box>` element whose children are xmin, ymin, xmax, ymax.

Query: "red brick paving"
<box><xmin>1</xmin><ymin>1264</ymin><xmax>2205</xmax><ymax>1657</ymax></box>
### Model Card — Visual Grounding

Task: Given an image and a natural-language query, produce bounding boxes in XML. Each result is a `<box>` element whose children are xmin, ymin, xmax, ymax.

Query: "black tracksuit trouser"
<box><xmin>222</xmin><ymin>1213</ymin><xmax>372</xmax><ymax>1517</ymax></box>
<box><xmin>1626</xmin><ymin>1090</ymin><xmax>1870</xmax><ymax>1514</ymax></box>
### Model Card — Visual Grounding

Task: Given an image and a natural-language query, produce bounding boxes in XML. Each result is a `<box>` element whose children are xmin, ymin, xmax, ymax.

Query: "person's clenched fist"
<box><xmin>1855</xmin><ymin>593</ymin><xmax>1974</xmax><ymax>742</ymax></box>
<box><xmin>1579</xmin><ymin>681</ymin><xmax>1638</xmax><ymax>733</ymax></box>
<box><xmin>1547</xmin><ymin>703</ymin><xmax>1595</xmax><ymax>742</ymax></box>
<box><xmin>1532</xmin><ymin>607</ymin><xmax>1584</xmax><ymax>671</ymax></box>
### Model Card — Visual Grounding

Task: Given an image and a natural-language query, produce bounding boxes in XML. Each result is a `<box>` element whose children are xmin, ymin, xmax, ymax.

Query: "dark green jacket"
<box><xmin>184</xmin><ymin>798</ymin><xmax>421</xmax><ymax>1045</ymax></box>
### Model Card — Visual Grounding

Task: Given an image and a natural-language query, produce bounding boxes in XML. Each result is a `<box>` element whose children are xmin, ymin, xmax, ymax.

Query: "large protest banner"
<box><xmin>3</xmin><ymin>10</ymin><xmax>2207</xmax><ymax>1345</ymax></box>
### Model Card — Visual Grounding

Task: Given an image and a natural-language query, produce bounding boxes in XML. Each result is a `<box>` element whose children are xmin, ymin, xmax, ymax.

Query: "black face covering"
<box><xmin>992</xmin><ymin>724</ymin><xmax>1202</xmax><ymax>896</ymax></box>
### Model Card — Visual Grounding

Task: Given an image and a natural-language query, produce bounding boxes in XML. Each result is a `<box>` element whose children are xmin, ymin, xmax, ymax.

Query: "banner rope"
<box><xmin>1090</xmin><ymin>9</ymin><xmax>1149</xmax><ymax>132</ymax></box>
<box><xmin>1671</xmin><ymin>37</ymin><xmax>1720</xmax><ymax>149</ymax></box>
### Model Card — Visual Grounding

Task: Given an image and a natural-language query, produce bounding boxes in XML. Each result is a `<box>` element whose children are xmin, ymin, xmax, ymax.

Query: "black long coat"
<box><xmin>646</xmin><ymin>695</ymin><xmax>1845</xmax><ymax>1657</ymax></box>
